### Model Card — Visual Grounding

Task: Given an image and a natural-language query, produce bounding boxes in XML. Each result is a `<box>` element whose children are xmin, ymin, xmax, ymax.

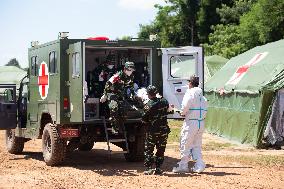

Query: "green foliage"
<box><xmin>138</xmin><ymin>0</ymin><xmax>201</xmax><ymax>47</ymax></box>
<box><xmin>202</xmin><ymin>0</ymin><xmax>255</xmax><ymax>58</ymax></box>
<box><xmin>138</xmin><ymin>0</ymin><xmax>284</xmax><ymax>58</ymax></box>
<box><xmin>239</xmin><ymin>0</ymin><xmax>284</xmax><ymax>49</ymax></box>
<box><xmin>203</xmin><ymin>24</ymin><xmax>247</xmax><ymax>58</ymax></box>
<box><xmin>217</xmin><ymin>0</ymin><xmax>256</xmax><ymax>24</ymax></box>
<box><xmin>5</xmin><ymin>58</ymin><xmax>21</xmax><ymax>68</ymax></box>
<box><xmin>197</xmin><ymin>0</ymin><xmax>232</xmax><ymax>43</ymax></box>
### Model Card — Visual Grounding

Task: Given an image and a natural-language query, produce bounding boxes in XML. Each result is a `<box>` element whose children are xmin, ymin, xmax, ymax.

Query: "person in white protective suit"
<box><xmin>172</xmin><ymin>75</ymin><xmax>208</xmax><ymax>173</ymax></box>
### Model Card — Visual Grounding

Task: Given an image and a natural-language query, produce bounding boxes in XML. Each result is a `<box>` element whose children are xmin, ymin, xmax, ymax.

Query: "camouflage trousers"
<box><xmin>144</xmin><ymin>132</ymin><xmax>168</xmax><ymax>168</ymax></box>
<box><xmin>108</xmin><ymin>99</ymin><xmax>126</xmax><ymax>132</ymax></box>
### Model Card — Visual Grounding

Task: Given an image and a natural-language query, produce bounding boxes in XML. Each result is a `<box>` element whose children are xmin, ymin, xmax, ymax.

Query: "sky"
<box><xmin>0</xmin><ymin>0</ymin><xmax>165</xmax><ymax>68</ymax></box>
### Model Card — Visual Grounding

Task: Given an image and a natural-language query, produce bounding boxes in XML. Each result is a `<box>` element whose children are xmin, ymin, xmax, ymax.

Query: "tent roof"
<box><xmin>204</xmin><ymin>55</ymin><xmax>228</xmax><ymax>83</ymax></box>
<box><xmin>205</xmin><ymin>39</ymin><xmax>284</xmax><ymax>94</ymax></box>
<box><xmin>0</xmin><ymin>66</ymin><xmax>26</xmax><ymax>84</ymax></box>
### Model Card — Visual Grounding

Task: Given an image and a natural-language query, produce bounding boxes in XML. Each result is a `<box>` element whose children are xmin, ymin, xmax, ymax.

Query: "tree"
<box><xmin>203</xmin><ymin>0</ymin><xmax>255</xmax><ymax>58</ymax></box>
<box><xmin>138</xmin><ymin>0</ymin><xmax>201</xmax><ymax>47</ymax></box>
<box><xmin>239</xmin><ymin>0</ymin><xmax>284</xmax><ymax>49</ymax></box>
<box><xmin>217</xmin><ymin>0</ymin><xmax>256</xmax><ymax>24</ymax></box>
<box><xmin>6</xmin><ymin>58</ymin><xmax>21</xmax><ymax>68</ymax></box>
<box><xmin>203</xmin><ymin>24</ymin><xmax>246</xmax><ymax>58</ymax></box>
<box><xmin>197</xmin><ymin>0</ymin><xmax>233</xmax><ymax>43</ymax></box>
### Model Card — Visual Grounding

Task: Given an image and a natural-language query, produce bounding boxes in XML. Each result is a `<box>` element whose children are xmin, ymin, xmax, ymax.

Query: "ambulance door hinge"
<box><xmin>65</xmin><ymin>81</ymin><xmax>71</xmax><ymax>87</ymax></box>
<box><xmin>66</xmin><ymin>49</ymin><xmax>71</xmax><ymax>55</ymax></box>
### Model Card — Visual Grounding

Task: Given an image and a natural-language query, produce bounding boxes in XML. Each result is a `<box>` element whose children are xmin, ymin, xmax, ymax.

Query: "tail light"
<box><xmin>63</xmin><ymin>97</ymin><xmax>69</xmax><ymax>110</ymax></box>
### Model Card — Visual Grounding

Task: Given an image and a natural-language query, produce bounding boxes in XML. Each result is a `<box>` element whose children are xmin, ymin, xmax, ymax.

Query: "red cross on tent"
<box><xmin>226</xmin><ymin>52</ymin><xmax>268</xmax><ymax>86</ymax></box>
<box><xmin>38</xmin><ymin>62</ymin><xmax>49</xmax><ymax>99</ymax></box>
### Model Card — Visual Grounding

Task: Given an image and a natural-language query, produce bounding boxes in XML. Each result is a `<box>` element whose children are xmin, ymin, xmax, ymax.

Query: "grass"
<box><xmin>203</xmin><ymin>141</ymin><xmax>235</xmax><ymax>151</ymax></box>
<box><xmin>211</xmin><ymin>154</ymin><xmax>284</xmax><ymax>167</ymax></box>
<box><xmin>168</xmin><ymin>127</ymin><xmax>180</xmax><ymax>143</ymax></box>
<box><xmin>168</xmin><ymin>119</ymin><xmax>183</xmax><ymax>128</ymax></box>
<box><xmin>167</xmin><ymin>119</ymin><xmax>182</xmax><ymax>143</ymax></box>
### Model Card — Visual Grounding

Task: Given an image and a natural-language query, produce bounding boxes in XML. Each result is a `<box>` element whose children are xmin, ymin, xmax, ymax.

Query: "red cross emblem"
<box><xmin>38</xmin><ymin>62</ymin><xmax>49</xmax><ymax>99</ymax></box>
<box><xmin>226</xmin><ymin>52</ymin><xmax>268</xmax><ymax>85</ymax></box>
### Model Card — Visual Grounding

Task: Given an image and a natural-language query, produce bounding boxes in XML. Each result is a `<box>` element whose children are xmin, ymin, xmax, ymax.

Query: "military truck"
<box><xmin>0</xmin><ymin>33</ymin><xmax>204</xmax><ymax>166</ymax></box>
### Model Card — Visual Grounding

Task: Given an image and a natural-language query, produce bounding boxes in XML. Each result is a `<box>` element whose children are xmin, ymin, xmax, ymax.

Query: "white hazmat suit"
<box><xmin>173</xmin><ymin>87</ymin><xmax>208</xmax><ymax>173</ymax></box>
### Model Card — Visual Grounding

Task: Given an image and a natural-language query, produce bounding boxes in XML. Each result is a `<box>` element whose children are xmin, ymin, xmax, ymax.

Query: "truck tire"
<box><xmin>5</xmin><ymin>129</ymin><xmax>25</xmax><ymax>154</ymax></box>
<box><xmin>42</xmin><ymin>123</ymin><xmax>66</xmax><ymax>166</ymax></box>
<box><xmin>78</xmin><ymin>141</ymin><xmax>94</xmax><ymax>151</ymax></box>
<box><xmin>124</xmin><ymin>134</ymin><xmax>145</xmax><ymax>162</ymax></box>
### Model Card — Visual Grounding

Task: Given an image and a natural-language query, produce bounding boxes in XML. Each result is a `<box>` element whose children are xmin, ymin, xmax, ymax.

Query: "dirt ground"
<box><xmin>0</xmin><ymin>130</ymin><xmax>284</xmax><ymax>189</ymax></box>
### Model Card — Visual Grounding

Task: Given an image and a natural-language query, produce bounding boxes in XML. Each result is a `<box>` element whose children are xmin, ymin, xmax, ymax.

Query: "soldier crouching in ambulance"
<box><xmin>100</xmin><ymin>62</ymin><xmax>136</xmax><ymax>134</ymax></box>
<box><xmin>142</xmin><ymin>85</ymin><xmax>173</xmax><ymax>175</ymax></box>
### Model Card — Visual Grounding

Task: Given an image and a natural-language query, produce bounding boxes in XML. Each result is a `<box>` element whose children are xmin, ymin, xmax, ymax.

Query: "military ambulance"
<box><xmin>0</xmin><ymin>33</ymin><xmax>203</xmax><ymax>166</ymax></box>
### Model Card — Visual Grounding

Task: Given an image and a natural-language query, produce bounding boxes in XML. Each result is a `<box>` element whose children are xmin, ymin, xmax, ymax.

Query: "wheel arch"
<box><xmin>39</xmin><ymin>113</ymin><xmax>53</xmax><ymax>138</ymax></box>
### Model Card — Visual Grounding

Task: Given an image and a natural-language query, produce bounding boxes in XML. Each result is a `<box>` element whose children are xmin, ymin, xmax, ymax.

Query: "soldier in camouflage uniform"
<box><xmin>100</xmin><ymin>62</ymin><xmax>135</xmax><ymax>134</ymax></box>
<box><xmin>142</xmin><ymin>85</ymin><xmax>172</xmax><ymax>175</ymax></box>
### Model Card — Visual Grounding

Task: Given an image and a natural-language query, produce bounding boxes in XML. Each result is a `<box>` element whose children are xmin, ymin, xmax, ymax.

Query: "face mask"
<box><xmin>125</xmin><ymin>70</ymin><xmax>133</xmax><ymax>76</ymax></box>
<box><xmin>107</xmin><ymin>65</ymin><xmax>114</xmax><ymax>69</ymax></box>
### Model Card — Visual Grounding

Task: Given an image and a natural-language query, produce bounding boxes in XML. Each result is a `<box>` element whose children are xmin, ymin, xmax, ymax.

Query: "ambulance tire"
<box><xmin>42</xmin><ymin>123</ymin><xmax>66</xmax><ymax>166</ymax></box>
<box><xmin>124</xmin><ymin>134</ymin><xmax>145</xmax><ymax>162</ymax></box>
<box><xmin>78</xmin><ymin>141</ymin><xmax>94</xmax><ymax>151</ymax></box>
<box><xmin>5</xmin><ymin>129</ymin><xmax>25</xmax><ymax>154</ymax></box>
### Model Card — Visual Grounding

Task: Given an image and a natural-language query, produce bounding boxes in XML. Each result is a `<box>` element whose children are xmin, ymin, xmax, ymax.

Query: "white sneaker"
<box><xmin>191</xmin><ymin>166</ymin><xmax>205</xmax><ymax>173</ymax></box>
<box><xmin>172</xmin><ymin>166</ymin><xmax>189</xmax><ymax>173</ymax></box>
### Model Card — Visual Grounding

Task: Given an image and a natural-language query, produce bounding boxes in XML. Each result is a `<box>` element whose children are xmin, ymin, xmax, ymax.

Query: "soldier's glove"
<box><xmin>156</xmin><ymin>93</ymin><xmax>162</xmax><ymax>98</ymax></box>
<box><xmin>167</xmin><ymin>104</ymin><xmax>174</xmax><ymax>114</ymax></box>
<box><xmin>100</xmin><ymin>94</ymin><xmax>107</xmax><ymax>103</ymax></box>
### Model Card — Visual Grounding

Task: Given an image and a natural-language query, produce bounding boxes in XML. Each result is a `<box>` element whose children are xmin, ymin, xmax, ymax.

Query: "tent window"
<box><xmin>170</xmin><ymin>55</ymin><xmax>196</xmax><ymax>79</ymax></box>
<box><xmin>31</xmin><ymin>56</ymin><xmax>38</xmax><ymax>76</ymax></box>
<box><xmin>49</xmin><ymin>51</ymin><xmax>57</xmax><ymax>74</ymax></box>
<box><xmin>72</xmin><ymin>52</ymin><xmax>80</xmax><ymax>77</ymax></box>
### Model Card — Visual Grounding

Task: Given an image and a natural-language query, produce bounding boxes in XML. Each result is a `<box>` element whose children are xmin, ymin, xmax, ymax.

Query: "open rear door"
<box><xmin>0</xmin><ymin>84</ymin><xmax>17</xmax><ymax>129</ymax></box>
<box><xmin>67</xmin><ymin>41</ymin><xmax>85</xmax><ymax>122</ymax></box>
<box><xmin>161</xmin><ymin>46</ymin><xmax>204</xmax><ymax>119</ymax></box>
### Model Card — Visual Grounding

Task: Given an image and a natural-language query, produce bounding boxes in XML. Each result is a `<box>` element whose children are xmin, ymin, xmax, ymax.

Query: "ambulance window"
<box><xmin>72</xmin><ymin>52</ymin><xmax>80</xmax><ymax>77</ymax></box>
<box><xmin>31</xmin><ymin>56</ymin><xmax>38</xmax><ymax>76</ymax></box>
<box><xmin>49</xmin><ymin>51</ymin><xmax>57</xmax><ymax>73</ymax></box>
<box><xmin>170</xmin><ymin>55</ymin><xmax>195</xmax><ymax>78</ymax></box>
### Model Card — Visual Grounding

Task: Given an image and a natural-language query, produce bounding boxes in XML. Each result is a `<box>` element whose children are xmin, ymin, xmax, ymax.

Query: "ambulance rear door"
<box><xmin>67</xmin><ymin>41</ymin><xmax>85</xmax><ymax>123</ymax></box>
<box><xmin>161</xmin><ymin>46</ymin><xmax>204</xmax><ymax>119</ymax></box>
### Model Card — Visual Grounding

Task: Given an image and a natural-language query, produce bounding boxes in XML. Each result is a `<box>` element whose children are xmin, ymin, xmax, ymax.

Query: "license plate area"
<box><xmin>60</xmin><ymin>128</ymin><xmax>79</xmax><ymax>138</ymax></box>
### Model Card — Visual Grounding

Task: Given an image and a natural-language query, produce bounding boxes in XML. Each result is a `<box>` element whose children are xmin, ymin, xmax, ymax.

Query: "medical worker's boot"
<box><xmin>172</xmin><ymin>162</ymin><xmax>189</xmax><ymax>173</ymax></box>
<box><xmin>191</xmin><ymin>163</ymin><xmax>205</xmax><ymax>173</ymax></box>
<box><xmin>191</xmin><ymin>147</ymin><xmax>205</xmax><ymax>173</ymax></box>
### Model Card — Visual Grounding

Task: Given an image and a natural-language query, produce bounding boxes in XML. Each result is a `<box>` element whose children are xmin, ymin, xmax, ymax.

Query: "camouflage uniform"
<box><xmin>142</xmin><ymin>95</ymin><xmax>171</xmax><ymax>172</ymax></box>
<box><xmin>103</xmin><ymin>63</ymin><xmax>135</xmax><ymax>132</ymax></box>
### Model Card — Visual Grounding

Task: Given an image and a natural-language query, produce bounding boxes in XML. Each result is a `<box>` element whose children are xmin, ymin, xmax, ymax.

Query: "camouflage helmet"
<box><xmin>124</xmin><ymin>61</ymin><xmax>135</xmax><ymax>70</ymax></box>
<box><xmin>146</xmin><ymin>85</ymin><xmax>158</xmax><ymax>96</ymax></box>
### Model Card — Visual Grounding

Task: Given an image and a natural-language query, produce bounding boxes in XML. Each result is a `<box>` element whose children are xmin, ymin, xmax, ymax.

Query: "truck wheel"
<box><xmin>42</xmin><ymin>123</ymin><xmax>66</xmax><ymax>166</ymax></box>
<box><xmin>5</xmin><ymin>129</ymin><xmax>25</xmax><ymax>154</ymax></box>
<box><xmin>124</xmin><ymin>134</ymin><xmax>145</xmax><ymax>162</ymax></box>
<box><xmin>78</xmin><ymin>141</ymin><xmax>94</xmax><ymax>151</ymax></box>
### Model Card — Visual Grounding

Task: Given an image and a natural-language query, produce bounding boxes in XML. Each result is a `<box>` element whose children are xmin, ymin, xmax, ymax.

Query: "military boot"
<box><xmin>154</xmin><ymin>167</ymin><xmax>163</xmax><ymax>175</ymax></box>
<box><xmin>143</xmin><ymin>167</ymin><xmax>154</xmax><ymax>175</ymax></box>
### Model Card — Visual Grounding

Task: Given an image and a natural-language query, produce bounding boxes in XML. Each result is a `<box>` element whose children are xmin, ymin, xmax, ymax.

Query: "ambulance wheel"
<box><xmin>42</xmin><ymin>123</ymin><xmax>66</xmax><ymax>166</ymax></box>
<box><xmin>78</xmin><ymin>141</ymin><xmax>94</xmax><ymax>151</ymax></box>
<box><xmin>5</xmin><ymin>129</ymin><xmax>25</xmax><ymax>154</ymax></box>
<box><xmin>124</xmin><ymin>134</ymin><xmax>145</xmax><ymax>162</ymax></box>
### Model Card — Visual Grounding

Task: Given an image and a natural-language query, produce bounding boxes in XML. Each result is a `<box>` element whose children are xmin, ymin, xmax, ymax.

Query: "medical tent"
<box><xmin>0</xmin><ymin>66</ymin><xmax>27</xmax><ymax>95</ymax></box>
<box><xmin>204</xmin><ymin>39</ymin><xmax>284</xmax><ymax>147</ymax></box>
